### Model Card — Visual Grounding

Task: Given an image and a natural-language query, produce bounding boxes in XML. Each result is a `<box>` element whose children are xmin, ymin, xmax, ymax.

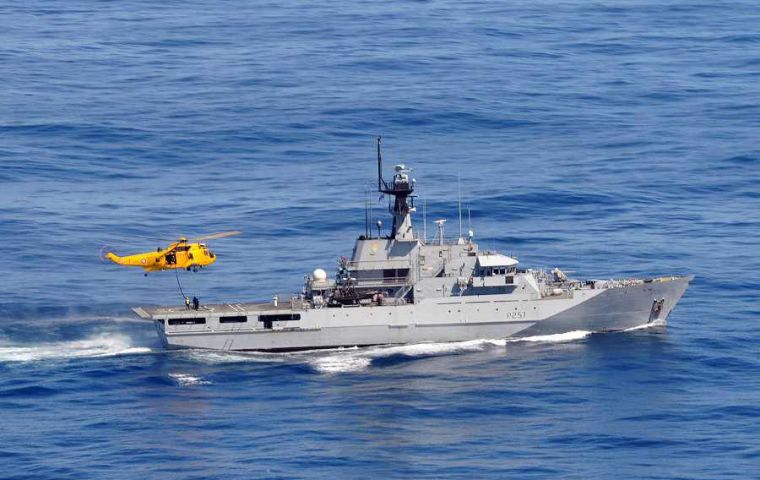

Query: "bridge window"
<box><xmin>382</xmin><ymin>268</ymin><xmax>409</xmax><ymax>279</ymax></box>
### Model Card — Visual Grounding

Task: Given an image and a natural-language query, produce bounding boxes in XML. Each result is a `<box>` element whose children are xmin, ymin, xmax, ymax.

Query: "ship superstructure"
<box><xmin>134</xmin><ymin>139</ymin><xmax>691</xmax><ymax>351</ymax></box>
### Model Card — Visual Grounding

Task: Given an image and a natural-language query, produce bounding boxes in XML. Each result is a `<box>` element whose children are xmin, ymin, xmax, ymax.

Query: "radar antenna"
<box><xmin>374</xmin><ymin>137</ymin><xmax>416</xmax><ymax>240</ymax></box>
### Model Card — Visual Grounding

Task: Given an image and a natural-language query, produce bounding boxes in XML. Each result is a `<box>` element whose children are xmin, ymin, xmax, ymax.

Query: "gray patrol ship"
<box><xmin>134</xmin><ymin>139</ymin><xmax>692</xmax><ymax>351</ymax></box>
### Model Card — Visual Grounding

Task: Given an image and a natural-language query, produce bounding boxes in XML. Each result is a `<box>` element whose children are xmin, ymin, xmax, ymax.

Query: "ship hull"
<box><xmin>515</xmin><ymin>275</ymin><xmax>691</xmax><ymax>337</ymax></box>
<box><xmin>137</xmin><ymin>276</ymin><xmax>691</xmax><ymax>352</ymax></box>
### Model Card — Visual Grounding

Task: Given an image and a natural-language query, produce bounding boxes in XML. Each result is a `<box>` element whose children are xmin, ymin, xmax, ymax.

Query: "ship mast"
<box><xmin>377</xmin><ymin>137</ymin><xmax>416</xmax><ymax>241</ymax></box>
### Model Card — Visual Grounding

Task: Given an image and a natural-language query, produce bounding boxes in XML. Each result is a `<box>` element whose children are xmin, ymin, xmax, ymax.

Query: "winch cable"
<box><xmin>175</xmin><ymin>269</ymin><xmax>187</xmax><ymax>303</ymax></box>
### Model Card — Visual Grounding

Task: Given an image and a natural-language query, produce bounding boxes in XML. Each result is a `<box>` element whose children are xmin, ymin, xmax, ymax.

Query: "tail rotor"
<box><xmin>99</xmin><ymin>245</ymin><xmax>116</xmax><ymax>263</ymax></box>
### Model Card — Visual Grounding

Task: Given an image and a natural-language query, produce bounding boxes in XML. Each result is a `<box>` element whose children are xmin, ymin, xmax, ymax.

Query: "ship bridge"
<box><xmin>475</xmin><ymin>253</ymin><xmax>519</xmax><ymax>276</ymax></box>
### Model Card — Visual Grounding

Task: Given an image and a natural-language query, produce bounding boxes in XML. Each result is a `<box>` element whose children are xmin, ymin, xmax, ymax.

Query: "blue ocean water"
<box><xmin>2</xmin><ymin>0</ymin><xmax>760</xmax><ymax>477</ymax></box>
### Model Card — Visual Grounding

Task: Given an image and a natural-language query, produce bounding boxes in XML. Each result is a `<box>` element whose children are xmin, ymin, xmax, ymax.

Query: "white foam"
<box><xmin>181</xmin><ymin>349</ymin><xmax>284</xmax><ymax>364</ymax></box>
<box><xmin>507</xmin><ymin>330</ymin><xmax>592</xmax><ymax>343</ymax></box>
<box><xmin>367</xmin><ymin>338</ymin><xmax>506</xmax><ymax>357</ymax></box>
<box><xmin>309</xmin><ymin>338</ymin><xmax>507</xmax><ymax>374</ymax></box>
<box><xmin>312</xmin><ymin>355</ymin><xmax>371</xmax><ymax>374</ymax></box>
<box><xmin>169</xmin><ymin>372</ymin><xmax>211</xmax><ymax>386</ymax></box>
<box><xmin>0</xmin><ymin>334</ymin><xmax>152</xmax><ymax>363</ymax></box>
<box><xmin>623</xmin><ymin>319</ymin><xmax>666</xmax><ymax>332</ymax></box>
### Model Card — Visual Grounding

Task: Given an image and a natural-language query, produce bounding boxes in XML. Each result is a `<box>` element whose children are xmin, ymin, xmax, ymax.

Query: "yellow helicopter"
<box><xmin>103</xmin><ymin>231</ymin><xmax>240</xmax><ymax>274</ymax></box>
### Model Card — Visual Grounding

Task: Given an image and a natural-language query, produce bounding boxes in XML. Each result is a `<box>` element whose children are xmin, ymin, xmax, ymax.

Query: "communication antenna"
<box><xmin>423</xmin><ymin>197</ymin><xmax>428</xmax><ymax>244</ymax></box>
<box><xmin>377</xmin><ymin>136</ymin><xmax>384</xmax><ymax>191</ymax></box>
<box><xmin>368</xmin><ymin>187</ymin><xmax>375</xmax><ymax>238</ymax></box>
<box><xmin>364</xmin><ymin>190</ymin><xmax>369</xmax><ymax>238</ymax></box>
<box><xmin>457</xmin><ymin>170</ymin><xmax>463</xmax><ymax>240</ymax></box>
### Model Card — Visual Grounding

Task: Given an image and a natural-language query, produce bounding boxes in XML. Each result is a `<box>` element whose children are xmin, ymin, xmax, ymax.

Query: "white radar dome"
<box><xmin>312</xmin><ymin>268</ymin><xmax>328</xmax><ymax>281</ymax></box>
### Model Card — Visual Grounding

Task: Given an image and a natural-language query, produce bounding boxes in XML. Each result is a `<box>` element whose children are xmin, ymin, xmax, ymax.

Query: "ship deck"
<box><xmin>133</xmin><ymin>275</ymin><xmax>693</xmax><ymax>320</ymax></box>
<box><xmin>133</xmin><ymin>301</ymin><xmax>294</xmax><ymax>319</ymax></box>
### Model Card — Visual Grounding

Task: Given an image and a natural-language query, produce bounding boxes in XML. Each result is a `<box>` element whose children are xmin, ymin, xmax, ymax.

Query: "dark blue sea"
<box><xmin>2</xmin><ymin>0</ymin><xmax>760</xmax><ymax>478</ymax></box>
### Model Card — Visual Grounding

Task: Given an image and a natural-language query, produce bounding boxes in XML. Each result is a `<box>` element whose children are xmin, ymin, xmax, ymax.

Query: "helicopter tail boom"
<box><xmin>104</xmin><ymin>252</ymin><xmax>125</xmax><ymax>264</ymax></box>
<box><xmin>105</xmin><ymin>251</ymin><xmax>159</xmax><ymax>270</ymax></box>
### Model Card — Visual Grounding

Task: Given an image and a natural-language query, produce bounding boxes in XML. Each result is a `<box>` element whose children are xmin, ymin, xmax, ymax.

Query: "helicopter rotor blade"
<box><xmin>191</xmin><ymin>230</ymin><xmax>241</xmax><ymax>242</ymax></box>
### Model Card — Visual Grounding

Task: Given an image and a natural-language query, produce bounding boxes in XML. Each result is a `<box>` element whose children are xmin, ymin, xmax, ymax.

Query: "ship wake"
<box><xmin>0</xmin><ymin>333</ymin><xmax>153</xmax><ymax>363</ymax></box>
<box><xmin>309</xmin><ymin>324</ymin><xmax>664</xmax><ymax>373</ymax></box>
<box><xmin>180</xmin><ymin>350</ymin><xmax>286</xmax><ymax>364</ymax></box>
<box><xmin>507</xmin><ymin>330</ymin><xmax>593</xmax><ymax>343</ymax></box>
<box><xmin>309</xmin><ymin>338</ymin><xmax>508</xmax><ymax>374</ymax></box>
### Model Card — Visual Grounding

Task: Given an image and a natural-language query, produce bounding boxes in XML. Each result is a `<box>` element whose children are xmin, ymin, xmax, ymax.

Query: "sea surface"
<box><xmin>2</xmin><ymin>0</ymin><xmax>760</xmax><ymax>478</ymax></box>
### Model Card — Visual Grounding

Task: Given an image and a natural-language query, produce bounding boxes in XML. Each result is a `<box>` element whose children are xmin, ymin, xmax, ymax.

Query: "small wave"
<box><xmin>507</xmin><ymin>330</ymin><xmax>592</xmax><ymax>343</ymax></box>
<box><xmin>0</xmin><ymin>385</ymin><xmax>60</xmax><ymax>398</ymax></box>
<box><xmin>168</xmin><ymin>372</ymin><xmax>211</xmax><ymax>386</ymax></box>
<box><xmin>0</xmin><ymin>334</ymin><xmax>152</xmax><ymax>363</ymax></box>
<box><xmin>310</xmin><ymin>338</ymin><xmax>507</xmax><ymax>374</ymax></box>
